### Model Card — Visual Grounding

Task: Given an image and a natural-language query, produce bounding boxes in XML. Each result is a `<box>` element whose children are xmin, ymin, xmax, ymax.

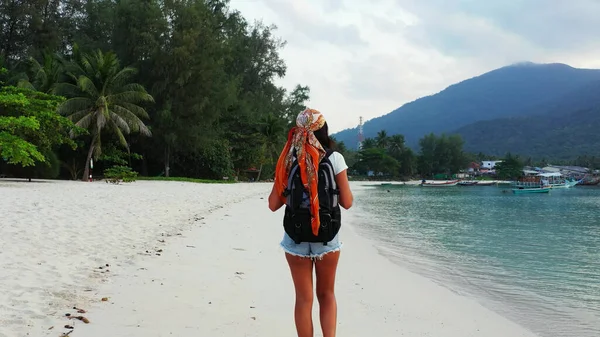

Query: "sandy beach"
<box><xmin>1</xmin><ymin>179</ymin><xmax>538</xmax><ymax>337</ymax></box>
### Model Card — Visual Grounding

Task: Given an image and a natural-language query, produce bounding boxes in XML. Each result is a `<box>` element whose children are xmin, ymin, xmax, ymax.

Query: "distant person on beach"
<box><xmin>268</xmin><ymin>108</ymin><xmax>353</xmax><ymax>337</ymax></box>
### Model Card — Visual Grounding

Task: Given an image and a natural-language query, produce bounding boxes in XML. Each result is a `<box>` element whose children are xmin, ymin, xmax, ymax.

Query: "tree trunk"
<box><xmin>164</xmin><ymin>145</ymin><xmax>170</xmax><ymax>177</ymax></box>
<box><xmin>82</xmin><ymin>135</ymin><xmax>97</xmax><ymax>181</ymax></box>
<box><xmin>256</xmin><ymin>163</ymin><xmax>263</xmax><ymax>181</ymax></box>
<box><xmin>82</xmin><ymin>144</ymin><xmax>94</xmax><ymax>181</ymax></box>
<box><xmin>141</xmin><ymin>150</ymin><xmax>148</xmax><ymax>176</ymax></box>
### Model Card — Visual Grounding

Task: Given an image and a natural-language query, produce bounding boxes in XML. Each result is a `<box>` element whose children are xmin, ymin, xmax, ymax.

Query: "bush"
<box><xmin>104</xmin><ymin>166</ymin><xmax>138</xmax><ymax>184</ymax></box>
<box><xmin>34</xmin><ymin>151</ymin><xmax>60</xmax><ymax>179</ymax></box>
<box><xmin>6</xmin><ymin>150</ymin><xmax>60</xmax><ymax>180</ymax></box>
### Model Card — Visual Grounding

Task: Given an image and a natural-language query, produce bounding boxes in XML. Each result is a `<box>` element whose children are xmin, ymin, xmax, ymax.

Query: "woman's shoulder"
<box><xmin>329</xmin><ymin>150</ymin><xmax>344</xmax><ymax>158</ymax></box>
<box><xmin>327</xmin><ymin>150</ymin><xmax>348</xmax><ymax>174</ymax></box>
<box><xmin>327</xmin><ymin>150</ymin><xmax>345</xmax><ymax>161</ymax></box>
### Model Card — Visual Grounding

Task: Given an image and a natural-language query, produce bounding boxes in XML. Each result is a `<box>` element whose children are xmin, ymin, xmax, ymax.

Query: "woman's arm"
<box><xmin>268</xmin><ymin>183</ymin><xmax>284</xmax><ymax>212</ymax></box>
<box><xmin>335</xmin><ymin>169</ymin><xmax>353</xmax><ymax>209</ymax></box>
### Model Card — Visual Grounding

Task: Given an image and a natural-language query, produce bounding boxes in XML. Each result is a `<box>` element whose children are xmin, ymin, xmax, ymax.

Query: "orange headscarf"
<box><xmin>274</xmin><ymin>108</ymin><xmax>327</xmax><ymax>236</ymax></box>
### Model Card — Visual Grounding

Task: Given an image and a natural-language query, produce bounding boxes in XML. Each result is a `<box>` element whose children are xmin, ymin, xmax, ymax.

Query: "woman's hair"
<box><xmin>313</xmin><ymin>122</ymin><xmax>335</xmax><ymax>150</ymax></box>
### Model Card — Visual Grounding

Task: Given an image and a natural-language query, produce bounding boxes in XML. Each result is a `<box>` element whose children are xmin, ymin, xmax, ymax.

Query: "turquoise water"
<box><xmin>352</xmin><ymin>184</ymin><xmax>600</xmax><ymax>337</ymax></box>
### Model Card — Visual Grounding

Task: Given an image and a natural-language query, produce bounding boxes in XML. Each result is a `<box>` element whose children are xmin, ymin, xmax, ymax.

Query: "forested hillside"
<box><xmin>333</xmin><ymin>63</ymin><xmax>600</xmax><ymax>150</ymax></box>
<box><xmin>456</xmin><ymin>79</ymin><xmax>600</xmax><ymax>159</ymax></box>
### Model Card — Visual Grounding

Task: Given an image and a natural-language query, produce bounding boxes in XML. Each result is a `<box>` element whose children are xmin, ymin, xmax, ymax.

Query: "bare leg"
<box><xmin>315</xmin><ymin>251</ymin><xmax>340</xmax><ymax>337</ymax></box>
<box><xmin>286</xmin><ymin>253</ymin><xmax>315</xmax><ymax>337</ymax></box>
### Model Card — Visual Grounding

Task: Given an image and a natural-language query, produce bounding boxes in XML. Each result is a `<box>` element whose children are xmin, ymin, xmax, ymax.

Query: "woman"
<box><xmin>268</xmin><ymin>108</ymin><xmax>353</xmax><ymax>337</ymax></box>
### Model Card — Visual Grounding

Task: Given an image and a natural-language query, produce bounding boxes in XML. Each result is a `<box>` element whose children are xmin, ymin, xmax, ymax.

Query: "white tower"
<box><xmin>357</xmin><ymin>116</ymin><xmax>364</xmax><ymax>149</ymax></box>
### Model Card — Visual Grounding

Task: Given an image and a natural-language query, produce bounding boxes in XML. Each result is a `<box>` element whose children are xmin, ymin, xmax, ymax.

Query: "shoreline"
<box><xmin>1</xmin><ymin>180</ymin><xmax>537</xmax><ymax>337</ymax></box>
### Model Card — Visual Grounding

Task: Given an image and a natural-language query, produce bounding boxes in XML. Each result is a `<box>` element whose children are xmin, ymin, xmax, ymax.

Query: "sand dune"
<box><xmin>0</xmin><ymin>179</ymin><xmax>537</xmax><ymax>337</ymax></box>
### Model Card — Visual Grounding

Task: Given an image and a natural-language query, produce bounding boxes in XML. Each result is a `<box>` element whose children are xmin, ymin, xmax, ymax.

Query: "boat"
<box><xmin>420</xmin><ymin>180</ymin><xmax>459</xmax><ymax>187</ymax></box>
<box><xmin>458</xmin><ymin>181</ymin><xmax>478</xmax><ymax>186</ymax></box>
<box><xmin>516</xmin><ymin>172</ymin><xmax>580</xmax><ymax>190</ymax></box>
<box><xmin>379</xmin><ymin>182</ymin><xmax>406</xmax><ymax>188</ymax></box>
<box><xmin>537</xmin><ymin>172</ymin><xmax>580</xmax><ymax>189</ymax></box>
<box><xmin>550</xmin><ymin>179</ymin><xmax>580</xmax><ymax>189</ymax></box>
<box><xmin>512</xmin><ymin>186</ymin><xmax>551</xmax><ymax>194</ymax></box>
<box><xmin>475</xmin><ymin>181</ymin><xmax>496</xmax><ymax>186</ymax></box>
<box><xmin>577</xmin><ymin>176</ymin><xmax>600</xmax><ymax>186</ymax></box>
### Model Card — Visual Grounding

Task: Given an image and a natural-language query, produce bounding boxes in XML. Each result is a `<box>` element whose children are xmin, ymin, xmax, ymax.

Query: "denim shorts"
<box><xmin>280</xmin><ymin>232</ymin><xmax>342</xmax><ymax>260</ymax></box>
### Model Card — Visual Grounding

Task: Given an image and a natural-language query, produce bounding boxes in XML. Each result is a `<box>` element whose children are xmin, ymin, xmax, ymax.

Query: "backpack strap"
<box><xmin>282</xmin><ymin>148</ymin><xmax>334</xmax><ymax>199</ymax></box>
<box><xmin>322</xmin><ymin>149</ymin><xmax>339</xmax><ymax>195</ymax></box>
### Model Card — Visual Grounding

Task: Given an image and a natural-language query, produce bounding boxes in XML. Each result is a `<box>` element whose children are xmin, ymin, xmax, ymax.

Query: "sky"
<box><xmin>227</xmin><ymin>0</ymin><xmax>600</xmax><ymax>133</ymax></box>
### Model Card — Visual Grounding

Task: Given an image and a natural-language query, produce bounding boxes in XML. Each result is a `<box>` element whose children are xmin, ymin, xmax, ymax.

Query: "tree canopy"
<box><xmin>0</xmin><ymin>85</ymin><xmax>78</xmax><ymax>168</ymax></box>
<box><xmin>0</xmin><ymin>0</ymin><xmax>310</xmax><ymax>181</ymax></box>
<box><xmin>352</xmin><ymin>130</ymin><xmax>468</xmax><ymax>179</ymax></box>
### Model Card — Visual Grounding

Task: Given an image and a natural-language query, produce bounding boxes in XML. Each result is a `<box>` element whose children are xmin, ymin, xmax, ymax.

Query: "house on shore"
<box><xmin>481</xmin><ymin>160</ymin><xmax>503</xmax><ymax>170</ymax></box>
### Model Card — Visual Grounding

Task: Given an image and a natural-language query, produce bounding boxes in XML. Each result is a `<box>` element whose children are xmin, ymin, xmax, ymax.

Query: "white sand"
<box><xmin>0</xmin><ymin>179</ymin><xmax>538</xmax><ymax>337</ymax></box>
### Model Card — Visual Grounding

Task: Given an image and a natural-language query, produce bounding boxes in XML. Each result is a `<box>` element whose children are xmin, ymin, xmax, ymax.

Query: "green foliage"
<box><xmin>0</xmin><ymin>0</ymin><xmax>311</xmax><ymax>182</ymax></box>
<box><xmin>495</xmin><ymin>153</ymin><xmax>524</xmax><ymax>180</ymax></box>
<box><xmin>351</xmin><ymin>130</ymin><xmax>466</xmax><ymax>179</ymax></box>
<box><xmin>99</xmin><ymin>144</ymin><xmax>142</xmax><ymax>166</ymax></box>
<box><xmin>0</xmin><ymin>85</ymin><xmax>79</xmax><ymax>168</ymax></box>
<box><xmin>33</xmin><ymin>150</ymin><xmax>61</xmax><ymax>179</ymax></box>
<box><xmin>572</xmin><ymin>155</ymin><xmax>600</xmax><ymax>171</ymax></box>
<box><xmin>104</xmin><ymin>165</ymin><xmax>138</xmax><ymax>184</ymax></box>
<box><xmin>56</xmin><ymin>48</ymin><xmax>153</xmax><ymax>180</ymax></box>
<box><xmin>418</xmin><ymin>133</ymin><xmax>467</xmax><ymax>177</ymax></box>
<box><xmin>172</xmin><ymin>141</ymin><xmax>235</xmax><ymax>180</ymax></box>
<box><xmin>0</xmin><ymin>121</ymin><xmax>45</xmax><ymax>166</ymax></box>
<box><xmin>353</xmin><ymin>130</ymin><xmax>412</xmax><ymax>178</ymax></box>
<box><xmin>15</xmin><ymin>52</ymin><xmax>67</xmax><ymax>93</ymax></box>
<box><xmin>353</xmin><ymin>147</ymin><xmax>400</xmax><ymax>176</ymax></box>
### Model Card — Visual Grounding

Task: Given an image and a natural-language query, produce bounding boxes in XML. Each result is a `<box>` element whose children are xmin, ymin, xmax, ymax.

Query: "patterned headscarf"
<box><xmin>274</xmin><ymin>108</ymin><xmax>327</xmax><ymax>236</ymax></box>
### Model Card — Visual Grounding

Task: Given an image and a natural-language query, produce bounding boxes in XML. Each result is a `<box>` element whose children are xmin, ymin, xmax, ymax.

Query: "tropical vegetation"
<box><xmin>350</xmin><ymin>130</ymin><xmax>466</xmax><ymax>179</ymax></box>
<box><xmin>0</xmin><ymin>0</ymin><xmax>309</xmax><ymax>181</ymax></box>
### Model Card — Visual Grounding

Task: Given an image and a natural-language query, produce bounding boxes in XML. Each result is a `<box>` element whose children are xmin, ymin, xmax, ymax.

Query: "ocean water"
<box><xmin>351</xmin><ymin>183</ymin><xmax>600</xmax><ymax>337</ymax></box>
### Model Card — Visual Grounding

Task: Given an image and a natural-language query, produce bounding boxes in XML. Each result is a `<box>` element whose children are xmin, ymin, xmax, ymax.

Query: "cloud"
<box><xmin>228</xmin><ymin>0</ymin><xmax>600</xmax><ymax>134</ymax></box>
<box><xmin>260</xmin><ymin>0</ymin><xmax>366</xmax><ymax>47</ymax></box>
<box><xmin>394</xmin><ymin>0</ymin><xmax>600</xmax><ymax>64</ymax></box>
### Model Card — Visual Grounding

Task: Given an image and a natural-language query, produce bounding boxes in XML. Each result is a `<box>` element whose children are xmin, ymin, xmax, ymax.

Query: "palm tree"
<box><xmin>388</xmin><ymin>134</ymin><xmax>405</xmax><ymax>157</ymax></box>
<box><xmin>57</xmin><ymin>49</ymin><xmax>154</xmax><ymax>181</ymax></box>
<box><xmin>16</xmin><ymin>52</ymin><xmax>66</xmax><ymax>94</ymax></box>
<box><xmin>258</xmin><ymin>113</ymin><xmax>287</xmax><ymax>180</ymax></box>
<box><xmin>376</xmin><ymin>130</ymin><xmax>389</xmax><ymax>149</ymax></box>
<box><xmin>361</xmin><ymin>138</ymin><xmax>376</xmax><ymax>149</ymax></box>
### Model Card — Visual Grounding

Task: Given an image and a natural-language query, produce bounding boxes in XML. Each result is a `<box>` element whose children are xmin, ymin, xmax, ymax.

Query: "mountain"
<box><xmin>333</xmin><ymin>62</ymin><xmax>600</xmax><ymax>150</ymax></box>
<box><xmin>455</xmin><ymin>79</ymin><xmax>600</xmax><ymax>159</ymax></box>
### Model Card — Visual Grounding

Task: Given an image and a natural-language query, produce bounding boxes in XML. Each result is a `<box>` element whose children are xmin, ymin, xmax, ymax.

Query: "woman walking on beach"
<box><xmin>268</xmin><ymin>108</ymin><xmax>353</xmax><ymax>337</ymax></box>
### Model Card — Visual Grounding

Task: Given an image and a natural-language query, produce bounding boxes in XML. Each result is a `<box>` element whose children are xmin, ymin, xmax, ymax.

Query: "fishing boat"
<box><xmin>420</xmin><ymin>180</ymin><xmax>459</xmax><ymax>187</ymax></box>
<box><xmin>457</xmin><ymin>181</ymin><xmax>478</xmax><ymax>186</ymax></box>
<box><xmin>551</xmin><ymin>179</ymin><xmax>580</xmax><ymax>189</ymax></box>
<box><xmin>537</xmin><ymin>172</ymin><xmax>580</xmax><ymax>189</ymax></box>
<box><xmin>577</xmin><ymin>176</ymin><xmax>600</xmax><ymax>186</ymax></box>
<box><xmin>515</xmin><ymin>172</ymin><xmax>579</xmax><ymax>190</ymax></box>
<box><xmin>512</xmin><ymin>186</ymin><xmax>551</xmax><ymax>194</ymax></box>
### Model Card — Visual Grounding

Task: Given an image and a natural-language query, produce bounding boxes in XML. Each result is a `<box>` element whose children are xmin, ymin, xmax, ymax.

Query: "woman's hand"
<box><xmin>268</xmin><ymin>183</ymin><xmax>284</xmax><ymax>212</ymax></box>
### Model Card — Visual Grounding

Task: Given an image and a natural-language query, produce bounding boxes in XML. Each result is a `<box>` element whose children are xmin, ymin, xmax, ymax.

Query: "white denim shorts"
<box><xmin>280</xmin><ymin>232</ymin><xmax>342</xmax><ymax>260</ymax></box>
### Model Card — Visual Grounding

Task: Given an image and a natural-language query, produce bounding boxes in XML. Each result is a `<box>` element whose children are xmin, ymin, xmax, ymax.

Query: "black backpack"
<box><xmin>282</xmin><ymin>149</ymin><xmax>341</xmax><ymax>245</ymax></box>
